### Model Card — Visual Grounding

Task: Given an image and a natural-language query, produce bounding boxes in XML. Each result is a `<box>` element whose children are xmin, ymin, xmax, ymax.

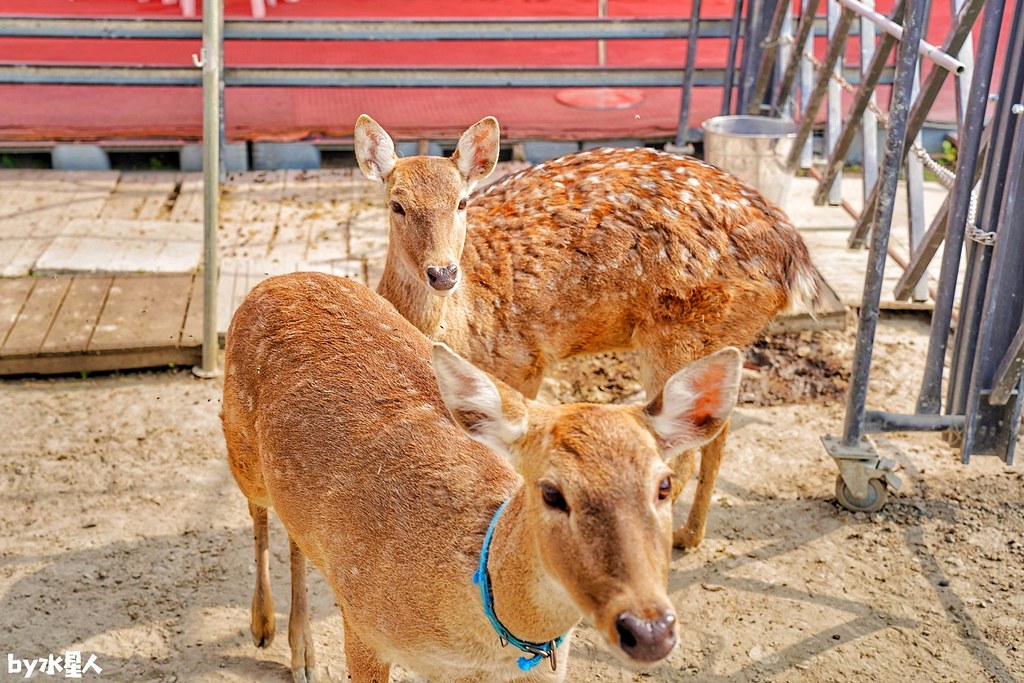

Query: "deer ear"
<box><xmin>431</xmin><ymin>343</ymin><xmax>526</xmax><ymax>466</ymax></box>
<box><xmin>354</xmin><ymin>114</ymin><xmax>397</xmax><ymax>181</ymax></box>
<box><xmin>451</xmin><ymin>117</ymin><xmax>500</xmax><ymax>187</ymax></box>
<box><xmin>643</xmin><ymin>348</ymin><xmax>743</xmax><ymax>459</ymax></box>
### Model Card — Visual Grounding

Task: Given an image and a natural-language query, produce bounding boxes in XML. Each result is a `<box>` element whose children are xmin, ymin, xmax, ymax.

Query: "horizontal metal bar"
<box><xmin>0</xmin><ymin>16</ymin><xmax>728</xmax><ymax>40</ymax></box>
<box><xmin>0</xmin><ymin>63</ymin><xmax>892</xmax><ymax>88</ymax></box>
<box><xmin>836</xmin><ymin>0</ymin><xmax>965</xmax><ymax>73</ymax></box>
<box><xmin>862</xmin><ymin>410</ymin><xmax>966</xmax><ymax>433</ymax></box>
<box><xmin>0</xmin><ymin>15</ymin><xmax>856</xmax><ymax>41</ymax></box>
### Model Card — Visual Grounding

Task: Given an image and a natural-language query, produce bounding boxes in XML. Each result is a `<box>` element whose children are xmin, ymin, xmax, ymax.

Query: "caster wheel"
<box><xmin>835</xmin><ymin>474</ymin><xmax>888</xmax><ymax>513</ymax></box>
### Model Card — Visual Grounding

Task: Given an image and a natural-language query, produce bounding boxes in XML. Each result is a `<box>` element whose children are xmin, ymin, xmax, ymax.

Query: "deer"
<box><xmin>222</xmin><ymin>271</ymin><xmax>743</xmax><ymax>683</ymax></box>
<box><xmin>354</xmin><ymin>114</ymin><xmax>824</xmax><ymax>550</ymax></box>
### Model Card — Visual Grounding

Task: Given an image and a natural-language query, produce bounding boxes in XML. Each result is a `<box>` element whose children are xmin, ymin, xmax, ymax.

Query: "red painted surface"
<box><xmin>0</xmin><ymin>0</ymin><xmax>1011</xmax><ymax>144</ymax></box>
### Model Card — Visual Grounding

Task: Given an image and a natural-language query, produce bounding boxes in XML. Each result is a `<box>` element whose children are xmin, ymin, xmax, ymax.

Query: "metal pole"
<box><xmin>798</xmin><ymin>0</ymin><xmax>815</xmax><ymax>168</ymax></box>
<box><xmin>946</xmin><ymin>0</ymin><xmax>1024</xmax><ymax>460</ymax></box>
<box><xmin>746</xmin><ymin>0</ymin><xmax>790</xmax><ymax>114</ymax></box>
<box><xmin>736</xmin><ymin>0</ymin><xmax>763</xmax><ymax>113</ymax></box>
<box><xmin>826</xmin><ymin>0</ymin><xmax>843</xmax><ymax>205</ymax></box>
<box><xmin>836</xmin><ymin>0</ymin><xmax>965</xmax><ymax>73</ymax></box>
<box><xmin>721</xmin><ymin>0</ymin><xmax>744</xmax><ymax>115</ymax></box>
<box><xmin>195</xmin><ymin>0</ymin><xmax>223</xmax><ymax>379</ymax></box>
<box><xmin>675</xmin><ymin>0</ymin><xmax>703</xmax><ymax>147</ymax></box>
<box><xmin>842</xmin><ymin>0</ymin><xmax>926</xmax><ymax>447</ymax></box>
<box><xmin>811</xmin><ymin>0</ymin><xmax>904</xmax><ymax>205</ymax></box>
<box><xmin>916</xmin><ymin>0</ymin><xmax>1009</xmax><ymax>413</ymax></box>
<box><xmin>905</xmin><ymin>55</ymin><xmax>930</xmax><ymax>302</ymax></box>
<box><xmin>785</xmin><ymin>7</ymin><xmax>855</xmax><ymax>172</ymax></box>
<box><xmin>848</xmin><ymin>0</ymin><xmax>986</xmax><ymax>247</ymax></box>
<box><xmin>860</xmin><ymin>0</ymin><xmax>879</xmax><ymax>206</ymax></box>
<box><xmin>774</xmin><ymin>0</ymin><xmax>822</xmax><ymax>114</ymax></box>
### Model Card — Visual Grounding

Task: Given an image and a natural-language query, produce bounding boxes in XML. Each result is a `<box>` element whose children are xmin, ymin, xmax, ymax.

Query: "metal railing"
<box><xmin>756</xmin><ymin>0</ymin><xmax>1024</xmax><ymax>511</ymax></box>
<box><xmin>0</xmin><ymin>6</ymin><xmax>782</xmax><ymax>376</ymax></box>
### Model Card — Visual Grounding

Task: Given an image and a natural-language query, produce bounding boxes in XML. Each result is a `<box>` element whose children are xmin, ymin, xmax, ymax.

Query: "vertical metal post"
<box><xmin>675</xmin><ymin>0</ymin><xmax>703</xmax><ymax>147</ymax></box>
<box><xmin>736</xmin><ymin>0</ymin><xmax>763</xmax><ymax>113</ymax></box>
<box><xmin>597</xmin><ymin>0</ymin><xmax>607</xmax><ymax>66</ymax></box>
<box><xmin>945</xmin><ymin>0</ymin><xmax>1024</xmax><ymax>461</ymax></box>
<box><xmin>721</xmin><ymin>0</ymin><xmax>744</xmax><ymax>116</ymax></box>
<box><xmin>916</xmin><ymin>0</ymin><xmax>1009</xmax><ymax>413</ymax></box>
<box><xmin>963</xmin><ymin>103</ymin><xmax>1024</xmax><ymax>464</ymax></box>
<box><xmin>746</xmin><ymin>0</ymin><xmax>791</xmax><ymax>115</ymax></box>
<box><xmin>905</xmin><ymin>58</ymin><xmax>930</xmax><ymax>302</ymax></box>
<box><xmin>776</xmin><ymin>1</ymin><xmax>794</xmax><ymax>119</ymax></box>
<box><xmin>842</xmin><ymin>0</ymin><xmax>926</xmax><ymax>447</ymax></box>
<box><xmin>860</xmin><ymin>0</ymin><xmax>879</xmax><ymax>202</ymax></box>
<box><xmin>799</xmin><ymin>0</ymin><xmax>815</xmax><ymax>167</ymax></box>
<box><xmin>195</xmin><ymin>0</ymin><xmax>223</xmax><ymax>379</ymax></box>
<box><xmin>951</xmin><ymin>0</ymin><xmax>974</xmax><ymax>127</ymax></box>
<box><xmin>826</xmin><ymin>0</ymin><xmax>843</xmax><ymax>205</ymax></box>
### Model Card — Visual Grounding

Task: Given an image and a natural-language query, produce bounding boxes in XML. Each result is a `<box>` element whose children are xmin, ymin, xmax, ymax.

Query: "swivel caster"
<box><xmin>834</xmin><ymin>473</ymin><xmax>888</xmax><ymax>513</ymax></box>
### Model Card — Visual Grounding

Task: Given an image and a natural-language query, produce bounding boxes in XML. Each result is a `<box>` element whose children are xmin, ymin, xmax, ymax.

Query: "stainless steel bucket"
<box><xmin>701</xmin><ymin>115</ymin><xmax>798</xmax><ymax>205</ymax></box>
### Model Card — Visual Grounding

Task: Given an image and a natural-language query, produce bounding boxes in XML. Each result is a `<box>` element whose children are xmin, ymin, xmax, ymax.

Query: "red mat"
<box><xmin>0</xmin><ymin>0</ymin><xmax>1006</xmax><ymax>144</ymax></box>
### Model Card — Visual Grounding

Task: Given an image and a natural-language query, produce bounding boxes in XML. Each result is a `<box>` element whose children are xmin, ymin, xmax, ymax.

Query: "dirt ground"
<box><xmin>1</xmin><ymin>312</ymin><xmax>1022</xmax><ymax>683</ymax></box>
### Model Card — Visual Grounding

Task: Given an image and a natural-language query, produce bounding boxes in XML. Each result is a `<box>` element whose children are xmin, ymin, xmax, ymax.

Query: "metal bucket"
<box><xmin>701</xmin><ymin>115</ymin><xmax>797</xmax><ymax>205</ymax></box>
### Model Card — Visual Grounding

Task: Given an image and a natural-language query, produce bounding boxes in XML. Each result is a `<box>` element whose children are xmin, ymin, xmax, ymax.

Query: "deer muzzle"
<box><xmin>426</xmin><ymin>263</ymin><xmax>460</xmax><ymax>293</ymax></box>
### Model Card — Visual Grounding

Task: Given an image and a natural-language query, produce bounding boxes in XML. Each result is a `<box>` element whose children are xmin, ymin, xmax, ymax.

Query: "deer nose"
<box><xmin>426</xmin><ymin>264</ymin><xmax>460</xmax><ymax>291</ymax></box>
<box><xmin>615</xmin><ymin>610</ymin><xmax>677</xmax><ymax>662</ymax></box>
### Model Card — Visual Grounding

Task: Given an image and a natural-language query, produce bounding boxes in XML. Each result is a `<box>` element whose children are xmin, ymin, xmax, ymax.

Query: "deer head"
<box><xmin>431</xmin><ymin>344</ymin><xmax>743</xmax><ymax>665</ymax></box>
<box><xmin>355</xmin><ymin>114</ymin><xmax>500</xmax><ymax>296</ymax></box>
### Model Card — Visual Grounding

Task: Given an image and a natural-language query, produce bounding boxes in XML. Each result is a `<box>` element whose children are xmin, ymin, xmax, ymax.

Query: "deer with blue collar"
<box><xmin>222</xmin><ymin>272</ymin><xmax>742</xmax><ymax>682</ymax></box>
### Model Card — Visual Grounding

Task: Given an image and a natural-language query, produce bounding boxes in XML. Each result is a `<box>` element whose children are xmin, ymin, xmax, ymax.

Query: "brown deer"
<box><xmin>354</xmin><ymin>115</ymin><xmax>823</xmax><ymax>550</ymax></box>
<box><xmin>222</xmin><ymin>272</ymin><xmax>742</xmax><ymax>683</ymax></box>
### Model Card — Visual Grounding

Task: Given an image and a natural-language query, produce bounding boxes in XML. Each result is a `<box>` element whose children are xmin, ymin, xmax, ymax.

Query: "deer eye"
<box><xmin>540</xmin><ymin>482</ymin><xmax>569</xmax><ymax>513</ymax></box>
<box><xmin>457</xmin><ymin>197</ymin><xmax>468</xmax><ymax>211</ymax></box>
<box><xmin>390</xmin><ymin>200</ymin><xmax>405</xmax><ymax>216</ymax></box>
<box><xmin>658</xmin><ymin>476</ymin><xmax>673</xmax><ymax>501</ymax></box>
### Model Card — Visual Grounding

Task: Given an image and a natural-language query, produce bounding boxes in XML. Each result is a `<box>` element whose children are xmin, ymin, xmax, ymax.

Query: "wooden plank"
<box><xmin>0</xmin><ymin>346</ymin><xmax>201</xmax><ymax>377</ymax></box>
<box><xmin>180</xmin><ymin>271</ymin><xmax>203</xmax><ymax>347</ymax></box>
<box><xmin>34</xmin><ymin>218</ymin><xmax>201</xmax><ymax>274</ymax></box>
<box><xmin>41</xmin><ymin>276</ymin><xmax>112</xmax><ymax>354</ymax></box>
<box><xmin>169</xmin><ymin>173</ymin><xmax>204</xmax><ymax>223</ymax></box>
<box><xmin>89</xmin><ymin>274</ymin><xmax>192</xmax><ymax>351</ymax></box>
<box><xmin>0</xmin><ymin>278</ymin><xmax>35</xmax><ymax>346</ymax></box>
<box><xmin>99</xmin><ymin>171</ymin><xmax>178</xmax><ymax>220</ymax></box>
<box><xmin>2</xmin><ymin>276</ymin><xmax>71</xmax><ymax>357</ymax></box>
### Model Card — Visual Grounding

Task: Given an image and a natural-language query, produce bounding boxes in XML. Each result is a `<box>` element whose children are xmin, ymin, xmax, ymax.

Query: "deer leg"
<box><xmin>673</xmin><ymin>420</ymin><xmax>730</xmax><ymax>549</ymax></box>
<box><xmin>342</xmin><ymin>616</ymin><xmax>391</xmax><ymax>683</ymax></box>
<box><xmin>669</xmin><ymin>449</ymin><xmax>699</xmax><ymax>503</ymax></box>
<box><xmin>288</xmin><ymin>538</ymin><xmax>317</xmax><ymax>683</ymax></box>
<box><xmin>249</xmin><ymin>501</ymin><xmax>276</xmax><ymax>647</ymax></box>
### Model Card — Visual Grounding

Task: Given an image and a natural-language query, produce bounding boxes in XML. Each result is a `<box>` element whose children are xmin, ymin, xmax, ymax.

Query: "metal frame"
<box><xmin>772</xmin><ymin>0</ymin><xmax>1024</xmax><ymax>511</ymax></box>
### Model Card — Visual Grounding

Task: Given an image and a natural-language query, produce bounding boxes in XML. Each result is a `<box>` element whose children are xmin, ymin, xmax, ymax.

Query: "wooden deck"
<box><xmin>0</xmin><ymin>273</ymin><xmax>201</xmax><ymax>375</ymax></box>
<box><xmin>0</xmin><ymin>167</ymin><xmax>954</xmax><ymax>376</ymax></box>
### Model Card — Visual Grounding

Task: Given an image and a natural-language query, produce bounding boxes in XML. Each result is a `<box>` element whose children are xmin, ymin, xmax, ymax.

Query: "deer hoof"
<box><xmin>672</xmin><ymin>526</ymin><xmax>704</xmax><ymax>550</ymax></box>
<box><xmin>291</xmin><ymin>666</ymin><xmax>315</xmax><ymax>683</ymax></box>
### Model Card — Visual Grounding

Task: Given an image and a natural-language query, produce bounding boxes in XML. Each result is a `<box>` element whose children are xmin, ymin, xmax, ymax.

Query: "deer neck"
<box><xmin>483</xmin><ymin>494</ymin><xmax>580</xmax><ymax>646</ymax></box>
<box><xmin>376</xmin><ymin>251</ymin><xmax>449</xmax><ymax>337</ymax></box>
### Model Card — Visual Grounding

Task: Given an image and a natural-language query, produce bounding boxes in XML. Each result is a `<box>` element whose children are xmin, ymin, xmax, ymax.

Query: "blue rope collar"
<box><xmin>473</xmin><ymin>499</ymin><xmax>568</xmax><ymax>672</ymax></box>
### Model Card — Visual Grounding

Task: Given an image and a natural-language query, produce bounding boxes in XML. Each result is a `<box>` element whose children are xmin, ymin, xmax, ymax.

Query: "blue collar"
<box><xmin>473</xmin><ymin>499</ymin><xmax>569</xmax><ymax>672</ymax></box>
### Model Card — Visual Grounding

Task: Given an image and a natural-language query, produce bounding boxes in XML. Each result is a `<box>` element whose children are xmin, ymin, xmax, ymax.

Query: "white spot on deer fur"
<box><xmin>687</xmin><ymin>177</ymin><xmax>701</xmax><ymax>187</ymax></box>
<box><xmin>659</xmin><ymin>246</ymin><xmax>668</xmax><ymax>259</ymax></box>
<box><xmin>727</xmin><ymin>200</ymin><xmax>740</xmax><ymax>210</ymax></box>
<box><xmin>679</xmin><ymin>191</ymin><xmax>693</xmax><ymax>203</ymax></box>
<box><xmin>708</xmin><ymin>247</ymin><xmax>720</xmax><ymax>262</ymax></box>
<box><xmin>740</xmin><ymin>197</ymin><xmax>751</xmax><ymax>206</ymax></box>
<box><xmin>614</xmin><ymin>161</ymin><xmax>630</xmax><ymax>169</ymax></box>
<box><xmin>712</xmin><ymin>193</ymin><xmax>722</xmax><ymax>204</ymax></box>
<box><xmin>662</xmin><ymin>206</ymin><xmax>681</xmax><ymax>220</ymax></box>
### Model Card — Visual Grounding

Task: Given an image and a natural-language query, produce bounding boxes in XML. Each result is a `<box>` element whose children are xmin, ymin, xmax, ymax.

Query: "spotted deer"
<box><xmin>222</xmin><ymin>272</ymin><xmax>742</xmax><ymax>683</ymax></box>
<box><xmin>355</xmin><ymin>115</ymin><xmax>823</xmax><ymax>550</ymax></box>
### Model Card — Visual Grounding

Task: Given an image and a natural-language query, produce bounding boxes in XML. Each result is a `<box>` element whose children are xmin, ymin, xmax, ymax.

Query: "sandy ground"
<box><xmin>1</xmin><ymin>313</ymin><xmax>1022</xmax><ymax>683</ymax></box>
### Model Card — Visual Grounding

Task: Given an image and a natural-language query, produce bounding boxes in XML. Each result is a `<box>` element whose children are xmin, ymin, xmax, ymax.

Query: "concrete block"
<box><xmin>251</xmin><ymin>142</ymin><xmax>321</xmax><ymax>170</ymax></box>
<box><xmin>51</xmin><ymin>145</ymin><xmax>110</xmax><ymax>171</ymax></box>
<box><xmin>179</xmin><ymin>143</ymin><xmax>249</xmax><ymax>173</ymax></box>
<box><xmin>522</xmin><ymin>141</ymin><xmax>579</xmax><ymax>164</ymax></box>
